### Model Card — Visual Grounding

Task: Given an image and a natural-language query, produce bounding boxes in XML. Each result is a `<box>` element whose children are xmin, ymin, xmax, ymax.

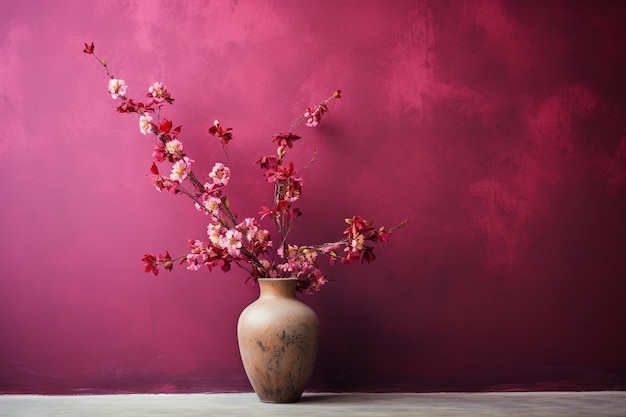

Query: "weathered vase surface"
<box><xmin>237</xmin><ymin>278</ymin><xmax>319</xmax><ymax>403</ymax></box>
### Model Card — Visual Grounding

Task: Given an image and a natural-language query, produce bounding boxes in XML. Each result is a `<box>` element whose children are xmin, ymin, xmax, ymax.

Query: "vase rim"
<box><xmin>257</xmin><ymin>277</ymin><xmax>298</xmax><ymax>281</ymax></box>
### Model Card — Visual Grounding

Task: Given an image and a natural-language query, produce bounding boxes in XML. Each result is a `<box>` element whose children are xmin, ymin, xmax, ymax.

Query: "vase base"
<box><xmin>257</xmin><ymin>391</ymin><xmax>303</xmax><ymax>403</ymax></box>
<box><xmin>259</xmin><ymin>398</ymin><xmax>301</xmax><ymax>404</ymax></box>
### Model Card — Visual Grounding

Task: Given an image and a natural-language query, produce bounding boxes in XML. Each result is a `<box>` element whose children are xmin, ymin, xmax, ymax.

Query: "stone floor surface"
<box><xmin>1</xmin><ymin>392</ymin><xmax>625</xmax><ymax>417</ymax></box>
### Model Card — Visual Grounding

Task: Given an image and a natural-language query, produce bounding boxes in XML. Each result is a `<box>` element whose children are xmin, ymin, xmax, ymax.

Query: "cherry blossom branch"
<box><xmin>85</xmin><ymin>42</ymin><xmax>404</xmax><ymax>293</ymax></box>
<box><xmin>289</xmin><ymin>90</ymin><xmax>342</xmax><ymax>132</ymax></box>
<box><xmin>84</xmin><ymin>42</ymin><xmax>115</xmax><ymax>79</ymax></box>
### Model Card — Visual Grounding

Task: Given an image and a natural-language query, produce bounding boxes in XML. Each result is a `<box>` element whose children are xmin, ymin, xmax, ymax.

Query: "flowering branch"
<box><xmin>84</xmin><ymin>42</ymin><xmax>405</xmax><ymax>293</ymax></box>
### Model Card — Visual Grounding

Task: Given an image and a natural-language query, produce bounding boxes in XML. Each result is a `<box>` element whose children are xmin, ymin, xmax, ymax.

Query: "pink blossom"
<box><xmin>209</xmin><ymin>163</ymin><xmax>231</xmax><ymax>186</ymax></box>
<box><xmin>304</xmin><ymin>269</ymin><xmax>328</xmax><ymax>293</ymax></box>
<box><xmin>302</xmin><ymin>248</ymin><xmax>318</xmax><ymax>264</ymax></box>
<box><xmin>185</xmin><ymin>258</ymin><xmax>203</xmax><ymax>271</ymax></box>
<box><xmin>108</xmin><ymin>79</ymin><xmax>127</xmax><ymax>99</ymax></box>
<box><xmin>202</xmin><ymin>181</ymin><xmax>222</xmax><ymax>197</ymax></box>
<box><xmin>139</xmin><ymin>114</ymin><xmax>153</xmax><ymax>135</ymax></box>
<box><xmin>238</xmin><ymin>217</ymin><xmax>259</xmax><ymax>241</ymax></box>
<box><xmin>304</xmin><ymin>103</ymin><xmax>329</xmax><ymax>127</ymax></box>
<box><xmin>237</xmin><ymin>218</ymin><xmax>271</xmax><ymax>253</ymax></box>
<box><xmin>170</xmin><ymin>156</ymin><xmax>193</xmax><ymax>182</ymax></box>
<box><xmin>189</xmin><ymin>239</ymin><xmax>205</xmax><ymax>254</ymax></box>
<box><xmin>304</xmin><ymin>107</ymin><xmax>320</xmax><ymax>127</ymax></box>
<box><xmin>185</xmin><ymin>240</ymin><xmax>208</xmax><ymax>271</ymax></box>
<box><xmin>207</xmin><ymin>222</ymin><xmax>222</xmax><ymax>246</ymax></box>
<box><xmin>276</xmin><ymin>262</ymin><xmax>292</xmax><ymax>274</ymax></box>
<box><xmin>254</xmin><ymin>229</ymin><xmax>271</xmax><ymax>250</ymax></box>
<box><xmin>148</xmin><ymin>82</ymin><xmax>170</xmax><ymax>103</ymax></box>
<box><xmin>165</xmin><ymin>139</ymin><xmax>184</xmax><ymax>157</ymax></box>
<box><xmin>219</xmin><ymin>229</ymin><xmax>243</xmax><ymax>257</ymax></box>
<box><xmin>204</xmin><ymin>196</ymin><xmax>221</xmax><ymax>217</ymax></box>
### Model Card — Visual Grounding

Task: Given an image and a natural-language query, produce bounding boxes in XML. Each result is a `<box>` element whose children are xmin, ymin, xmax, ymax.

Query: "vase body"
<box><xmin>237</xmin><ymin>278</ymin><xmax>319</xmax><ymax>403</ymax></box>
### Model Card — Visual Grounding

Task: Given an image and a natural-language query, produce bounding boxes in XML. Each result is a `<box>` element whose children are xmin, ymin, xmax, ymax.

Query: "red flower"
<box><xmin>258</xmin><ymin>201</ymin><xmax>301</xmax><ymax>221</ymax></box>
<box><xmin>257</xmin><ymin>155</ymin><xmax>278</xmax><ymax>171</ymax></box>
<box><xmin>158</xmin><ymin>251</ymin><xmax>174</xmax><ymax>271</ymax></box>
<box><xmin>207</xmin><ymin>120</ymin><xmax>233</xmax><ymax>146</ymax></box>
<box><xmin>116</xmin><ymin>99</ymin><xmax>155</xmax><ymax>115</ymax></box>
<box><xmin>141</xmin><ymin>253</ymin><xmax>159</xmax><ymax>275</ymax></box>
<box><xmin>266</xmin><ymin>162</ymin><xmax>296</xmax><ymax>183</ymax></box>
<box><xmin>148</xmin><ymin>162</ymin><xmax>179</xmax><ymax>193</ymax></box>
<box><xmin>276</xmin><ymin>199</ymin><xmax>290</xmax><ymax>214</ymax></box>
<box><xmin>258</xmin><ymin>206</ymin><xmax>274</xmax><ymax>220</ymax></box>
<box><xmin>376</xmin><ymin>229</ymin><xmax>391</xmax><ymax>243</ymax></box>
<box><xmin>344</xmin><ymin>216</ymin><xmax>374</xmax><ymax>237</ymax></box>
<box><xmin>152</xmin><ymin>143</ymin><xmax>167</xmax><ymax>163</ymax></box>
<box><xmin>272</xmin><ymin>132</ymin><xmax>301</xmax><ymax>149</ymax></box>
<box><xmin>340</xmin><ymin>249</ymin><xmax>361</xmax><ymax>265</ymax></box>
<box><xmin>83</xmin><ymin>42</ymin><xmax>94</xmax><ymax>54</ymax></box>
<box><xmin>158</xmin><ymin>119</ymin><xmax>173</xmax><ymax>134</ymax></box>
<box><xmin>116</xmin><ymin>100</ymin><xmax>135</xmax><ymax>114</ymax></box>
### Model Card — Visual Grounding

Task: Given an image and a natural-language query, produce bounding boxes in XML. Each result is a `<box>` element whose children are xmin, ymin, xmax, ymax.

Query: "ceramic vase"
<box><xmin>237</xmin><ymin>278</ymin><xmax>319</xmax><ymax>403</ymax></box>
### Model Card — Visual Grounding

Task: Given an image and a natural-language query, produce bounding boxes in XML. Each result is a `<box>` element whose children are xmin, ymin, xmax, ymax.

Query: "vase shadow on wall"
<box><xmin>309</xmin><ymin>286</ymin><xmax>414</xmax><ymax>392</ymax></box>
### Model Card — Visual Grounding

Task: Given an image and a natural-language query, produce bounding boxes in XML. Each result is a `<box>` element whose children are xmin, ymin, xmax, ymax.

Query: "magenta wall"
<box><xmin>2</xmin><ymin>0</ymin><xmax>626</xmax><ymax>394</ymax></box>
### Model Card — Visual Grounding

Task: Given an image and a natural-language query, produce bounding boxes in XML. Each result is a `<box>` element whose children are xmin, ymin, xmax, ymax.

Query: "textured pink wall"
<box><xmin>1</xmin><ymin>0</ymin><xmax>626</xmax><ymax>393</ymax></box>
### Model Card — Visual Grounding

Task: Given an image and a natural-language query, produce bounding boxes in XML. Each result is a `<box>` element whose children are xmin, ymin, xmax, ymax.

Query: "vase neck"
<box><xmin>258</xmin><ymin>278</ymin><xmax>298</xmax><ymax>299</ymax></box>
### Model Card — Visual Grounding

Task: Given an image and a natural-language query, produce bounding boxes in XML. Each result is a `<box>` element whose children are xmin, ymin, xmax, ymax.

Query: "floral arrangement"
<box><xmin>84</xmin><ymin>42</ymin><xmax>406</xmax><ymax>293</ymax></box>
